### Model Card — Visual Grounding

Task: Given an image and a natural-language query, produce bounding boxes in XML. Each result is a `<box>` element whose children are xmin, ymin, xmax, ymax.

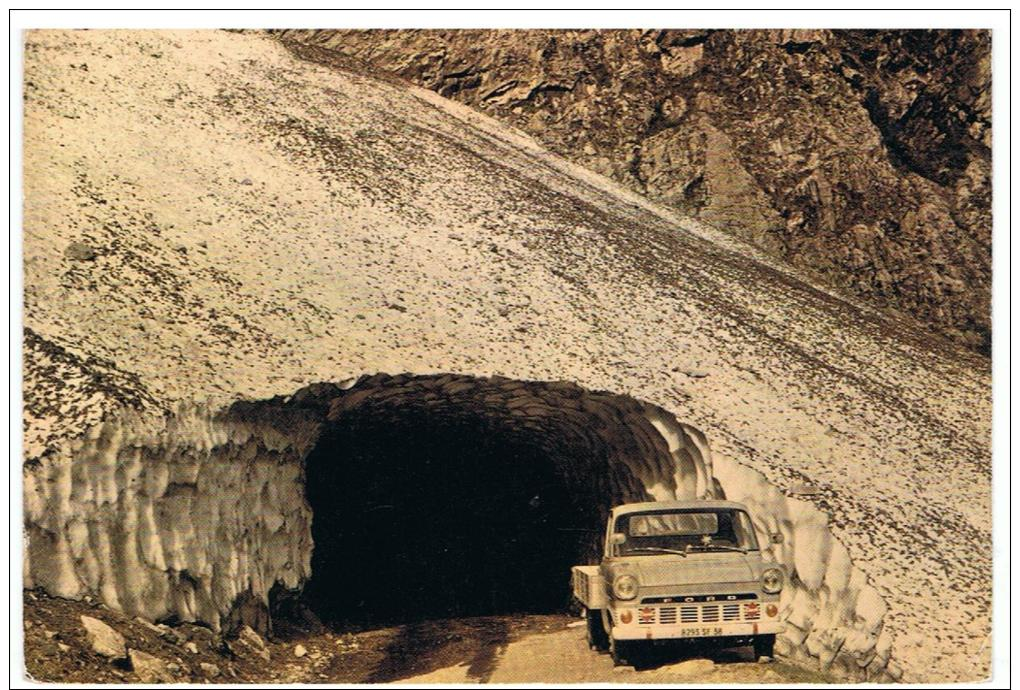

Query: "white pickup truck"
<box><xmin>572</xmin><ymin>499</ymin><xmax>785</xmax><ymax>665</ymax></box>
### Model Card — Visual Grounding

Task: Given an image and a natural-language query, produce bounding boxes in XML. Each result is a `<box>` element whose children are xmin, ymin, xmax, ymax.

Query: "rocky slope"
<box><xmin>21</xmin><ymin>30</ymin><xmax>990</xmax><ymax>682</ymax></box>
<box><xmin>275</xmin><ymin>29</ymin><xmax>992</xmax><ymax>353</ymax></box>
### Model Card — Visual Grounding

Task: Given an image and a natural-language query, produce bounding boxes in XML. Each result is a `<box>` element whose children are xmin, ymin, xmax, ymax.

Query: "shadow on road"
<box><xmin>629</xmin><ymin>639</ymin><xmax>754</xmax><ymax>671</ymax></box>
<box><xmin>364</xmin><ymin>616</ymin><xmax>514</xmax><ymax>683</ymax></box>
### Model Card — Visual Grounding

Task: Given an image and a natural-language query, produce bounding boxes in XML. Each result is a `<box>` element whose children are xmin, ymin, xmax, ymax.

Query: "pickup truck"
<box><xmin>572</xmin><ymin>499</ymin><xmax>785</xmax><ymax>665</ymax></box>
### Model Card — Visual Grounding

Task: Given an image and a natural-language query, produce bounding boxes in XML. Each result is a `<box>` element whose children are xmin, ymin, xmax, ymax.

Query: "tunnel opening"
<box><xmin>298</xmin><ymin>373</ymin><xmax>681</xmax><ymax>629</ymax></box>
<box><xmin>304</xmin><ymin>409</ymin><xmax>587</xmax><ymax>626</ymax></box>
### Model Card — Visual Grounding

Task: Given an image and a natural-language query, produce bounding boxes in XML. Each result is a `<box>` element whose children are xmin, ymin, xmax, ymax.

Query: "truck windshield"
<box><xmin>613</xmin><ymin>508</ymin><xmax>759</xmax><ymax>556</ymax></box>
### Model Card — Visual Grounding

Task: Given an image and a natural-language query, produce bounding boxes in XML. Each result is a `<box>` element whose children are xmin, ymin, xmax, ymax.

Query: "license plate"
<box><xmin>679</xmin><ymin>627</ymin><xmax>724</xmax><ymax>638</ymax></box>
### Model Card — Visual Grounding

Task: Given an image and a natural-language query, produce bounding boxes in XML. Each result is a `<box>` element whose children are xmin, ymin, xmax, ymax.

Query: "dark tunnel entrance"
<box><xmin>305</xmin><ymin>412</ymin><xmax>585</xmax><ymax>625</ymax></box>
<box><xmin>296</xmin><ymin>373</ymin><xmax>696</xmax><ymax>629</ymax></box>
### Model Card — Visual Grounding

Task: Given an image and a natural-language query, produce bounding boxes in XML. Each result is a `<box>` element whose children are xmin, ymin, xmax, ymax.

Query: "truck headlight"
<box><xmin>761</xmin><ymin>568</ymin><xmax>784</xmax><ymax>594</ymax></box>
<box><xmin>613</xmin><ymin>574</ymin><xmax>639</xmax><ymax>600</ymax></box>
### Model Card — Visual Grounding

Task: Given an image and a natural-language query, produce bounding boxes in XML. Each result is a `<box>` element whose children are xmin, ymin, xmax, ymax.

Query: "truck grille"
<box><xmin>636</xmin><ymin>601</ymin><xmax>762</xmax><ymax>625</ymax></box>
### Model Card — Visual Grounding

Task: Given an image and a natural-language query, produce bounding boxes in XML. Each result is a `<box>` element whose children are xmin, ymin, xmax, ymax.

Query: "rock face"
<box><xmin>22</xmin><ymin>30</ymin><xmax>990</xmax><ymax>682</ymax></box>
<box><xmin>275</xmin><ymin>29</ymin><xmax>992</xmax><ymax>353</ymax></box>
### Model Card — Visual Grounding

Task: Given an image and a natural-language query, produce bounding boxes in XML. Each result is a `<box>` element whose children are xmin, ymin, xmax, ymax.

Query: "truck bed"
<box><xmin>571</xmin><ymin>565</ymin><xmax>608</xmax><ymax>610</ymax></box>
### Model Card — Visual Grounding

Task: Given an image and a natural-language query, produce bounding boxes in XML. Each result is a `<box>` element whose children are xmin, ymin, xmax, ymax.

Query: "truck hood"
<box><xmin>626</xmin><ymin>554</ymin><xmax>757</xmax><ymax>587</ymax></box>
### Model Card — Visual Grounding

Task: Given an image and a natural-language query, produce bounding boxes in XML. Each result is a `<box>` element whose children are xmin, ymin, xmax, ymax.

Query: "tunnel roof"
<box><xmin>611</xmin><ymin>499</ymin><xmax>749</xmax><ymax>518</ymax></box>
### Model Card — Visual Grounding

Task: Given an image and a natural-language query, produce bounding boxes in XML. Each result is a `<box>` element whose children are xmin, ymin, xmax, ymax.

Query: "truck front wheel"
<box><xmin>609</xmin><ymin>636</ymin><xmax>636</xmax><ymax>666</ymax></box>
<box><xmin>753</xmin><ymin>634</ymin><xmax>776</xmax><ymax>660</ymax></box>
<box><xmin>585</xmin><ymin>609</ymin><xmax>610</xmax><ymax>652</ymax></box>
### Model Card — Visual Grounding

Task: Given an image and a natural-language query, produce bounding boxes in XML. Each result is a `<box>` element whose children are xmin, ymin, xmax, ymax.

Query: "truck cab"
<box><xmin>572</xmin><ymin>499</ymin><xmax>785</xmax><ymax>665</ymax></box>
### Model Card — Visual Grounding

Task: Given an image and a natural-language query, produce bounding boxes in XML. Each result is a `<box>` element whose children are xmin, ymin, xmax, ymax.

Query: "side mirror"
<box><xmin>610</xmin><ymin>532</ymin><xmax>627</xmax><ymax>546</ymax></box>
<box><xmin>770</xmin><ymin>533</ymin><xmax>784</xmax><ymax>545</ymax></box>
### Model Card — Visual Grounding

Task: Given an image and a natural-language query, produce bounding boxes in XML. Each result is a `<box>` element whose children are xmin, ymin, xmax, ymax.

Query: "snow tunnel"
<box><xmin>22</xmin><ymin>372</ymin><xmax>895</xmax><ymax>679</ymax></box>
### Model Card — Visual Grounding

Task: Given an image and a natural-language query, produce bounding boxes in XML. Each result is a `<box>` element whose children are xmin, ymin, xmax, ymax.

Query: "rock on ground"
<box><xmin>230</xmin><ymin>625</ymin><xmax>270</xmax><ymax>661</ymax></box>
<box><xmin>199</xmin><ymin>662</ymin><xmax>220</xmax><ymax>678</ymax></box>
<box><xmin>128</xmin><ymin>648</ymin><xmax>173</xmax><ymax>683</ymax></box>
<box><xmin>79</xmin><ymin>616</ymin><xmax>126</xmax><ymax>660</ymax></box>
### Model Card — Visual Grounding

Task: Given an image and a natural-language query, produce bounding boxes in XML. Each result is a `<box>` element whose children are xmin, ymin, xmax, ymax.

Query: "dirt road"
<box><xmin>392</xmin><ymin>615</ymin><xmax>829</xmax><ymax>684</ymax></box>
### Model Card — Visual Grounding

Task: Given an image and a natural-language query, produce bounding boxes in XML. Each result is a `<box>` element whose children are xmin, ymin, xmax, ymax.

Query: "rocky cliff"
<box><xmin>275</xmin><ymin>29</ymin><xmax>992</xmax><ymax>353</ymax></box>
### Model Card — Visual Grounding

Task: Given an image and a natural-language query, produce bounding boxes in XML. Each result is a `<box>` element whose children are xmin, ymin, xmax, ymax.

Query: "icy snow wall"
<box><xmin>23</xmin><ymin>402</ymin><xmax>319</xmax><ymax>631</ymax></box>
